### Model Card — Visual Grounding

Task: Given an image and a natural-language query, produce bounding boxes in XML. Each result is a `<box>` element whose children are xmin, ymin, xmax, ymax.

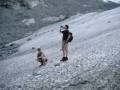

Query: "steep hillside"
<box><xmin>0</xmin><ymin>0</ymin><xmax>120</xmax><ymax>60</ymax></box>
<box><xmin>0</xmin><ymin>7</ymin><xmax>120</xmax><ymax>90</ymax></box>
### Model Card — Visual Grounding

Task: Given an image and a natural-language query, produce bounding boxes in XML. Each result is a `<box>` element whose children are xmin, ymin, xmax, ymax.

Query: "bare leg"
<box><xmin>66</xmin><ymin>44</ymin><xmax>68</xmax><ymax>57</ymax></box>
<box><xmin>63</xmin><ymin>43</ymin><xmax>68</xmax><ymax>57</ymax></box>
<box><xmin>62</xmin><ymin>41</ymin><xmax>66</xmax><ymax>57</ymax></box>
<box><xmin>63</xmin><ymin>47</ymin><xmax>66</xmax><ymax>57</ymax></box>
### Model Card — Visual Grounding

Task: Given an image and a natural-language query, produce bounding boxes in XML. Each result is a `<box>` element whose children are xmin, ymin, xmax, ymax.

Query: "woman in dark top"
<box><xmin>60</xmin><ymin>25</ymin><xmax>70</xmax><ymax>61</ymax></box>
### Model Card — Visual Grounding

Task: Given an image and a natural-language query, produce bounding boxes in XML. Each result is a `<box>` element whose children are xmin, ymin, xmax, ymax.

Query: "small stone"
<box><xmin>54</xmin><ymin>63</ymin><xmax>60</xmax><ymax>67</ymax></box>
<box><xmin>17</xmin><ymin>85</ymin><xmax>22</xmax><ymax>88</ymax></box>
<box><xmin>0</xmin><ymin>83</ymin><xmax>6</xmax><ymax>88</ymax></box>
<box><xmin>107</xmin><ymin>21</ymin><xmax>111</xmax><ymax>23</ymax></box>
<box><xmin>27</xmin><ymin>38</ymin><xmax>32</xmax><ymax>41</ymax></box>
<box><xmin>9</xmin><ymin>43</ymin><xmax>15</xmax><ymax>47</ymax></box>
<box><xmin>32</xmin><ymin>47</ymin><xmax>35</xmax><ymax>50</ymax></box>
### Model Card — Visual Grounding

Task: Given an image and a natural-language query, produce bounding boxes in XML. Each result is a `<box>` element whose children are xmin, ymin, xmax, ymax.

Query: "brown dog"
<box><xmin>37</xmin><ymin>48</ymin><xmax>47</xmax><ymax>65</ymax></box>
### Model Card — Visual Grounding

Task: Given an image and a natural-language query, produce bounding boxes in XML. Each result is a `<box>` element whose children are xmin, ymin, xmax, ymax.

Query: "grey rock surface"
<box><xmin>0</xmin><ymin>0</ymin><xmax>119</xmax><ymax>60</ymax></box>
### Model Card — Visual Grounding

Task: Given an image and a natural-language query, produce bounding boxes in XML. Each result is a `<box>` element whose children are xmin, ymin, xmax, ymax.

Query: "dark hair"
<box><xmin>65</xmin><ymin>25</ymin><xmax>69</xmax><ymax>29</ymax></box>
<box><xmin>37</xmin><ymin>48</ymin><xmax>41</xmax><ymax>51</ymax></box>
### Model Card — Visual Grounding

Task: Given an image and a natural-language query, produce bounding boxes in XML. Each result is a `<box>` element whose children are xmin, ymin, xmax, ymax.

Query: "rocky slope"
<box><xmin>0</xmin><ymin>7</ymin><xmax>120</xmax><ymax>90</ymax></box>
<box><xmin>0</xmin><ymin>0</ymin><xmax>120</xmax><ymax>60</ymax></box>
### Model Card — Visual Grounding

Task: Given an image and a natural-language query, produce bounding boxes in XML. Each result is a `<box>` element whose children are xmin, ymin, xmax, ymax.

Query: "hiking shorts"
<box><xmin>62</xmin><ymin>40</ymin><xmax>68</xmax><ymax>50</ymax></box>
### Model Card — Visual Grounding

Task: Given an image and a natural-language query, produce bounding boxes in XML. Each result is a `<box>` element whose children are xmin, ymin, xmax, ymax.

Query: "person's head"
<box><xmin>37</xmin><ymin>48</ymin><xmax>41</xmax><ymax>52</ymax></box>
<box><xmin>65</xmin><ymin>25</ymin><xmax>69</xmax><ymax>30</ymax></box>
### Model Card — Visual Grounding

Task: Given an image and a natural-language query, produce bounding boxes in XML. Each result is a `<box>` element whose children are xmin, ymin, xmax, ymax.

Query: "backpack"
<box><xmin>68</xmin><ymin>32</ymin><xmax>73</xmax><ymax>42</ymax></box>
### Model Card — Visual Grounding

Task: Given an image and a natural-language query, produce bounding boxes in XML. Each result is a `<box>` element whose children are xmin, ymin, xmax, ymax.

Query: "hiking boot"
<box><xmin>60</xmin><ymin>57</ymin><xmax>68</xmax><ymax>61</ymax></box>
<box><xmin>65</xmin><ymin>57</ymin><xmax>68</xmax><ymax>60</ymax></box>
<box><xmin>60</xmin><ymin>57</ymin><xmax>66</xmax><ymax>61</ymax></box>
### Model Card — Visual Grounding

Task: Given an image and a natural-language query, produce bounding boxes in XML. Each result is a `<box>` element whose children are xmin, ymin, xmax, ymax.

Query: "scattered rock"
<box><xmin>32</xmin><ymin>47</ymin><xmax>35</xmax><ymax>50</ymax></box>
<box><xmin>79</xmin><ymin>80</ymin><xmax>90</xmax><ymax>84</ymax></box>
<box><xmin>7</xmin><ymin>85</ymin><xmax>22</xmax><ymax>90</ymax></box>
<box><xmin>32</xmin><ymin>72</ymin><xmax>39</xmax><ymax>76</ymax></box>
<box><xmin>107</xmin><ymin>21</ymin><xmax>111</xmax><ymax>23</ymax></box>
<box><xmin>1</xmin><ymin>45</ymin><xmax>6</xmax><ymax>49</ymax></box>
<box><xmin>9</xmin><ymin>43</ymin><xmax>15</xmax><ymax>47</ymax></box>
<box><xmin>54</xmin><ymin>63</ymin><xmax>60</xmax><ymax>67</ymax></box>
<box><xmin>17</xmin><ymin>85</ymin><xmax>22</xmax><ymax>88</ymax></box>
<box><xmin>0</xmin><ymin>83</ymin><xmax>6</xmax><ymax>88</ymax></box>
<box><xmin>7</xmin><ymin>32</ymin><xmax>11</xmax><ymax>35</ymax></box>
<box><xmin>27</xmin><ymin>38</ymin><xmax>32</xmax><ymax>41</ymax></box>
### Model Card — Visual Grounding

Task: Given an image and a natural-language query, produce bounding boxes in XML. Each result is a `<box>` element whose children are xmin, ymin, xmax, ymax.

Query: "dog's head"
<box><xmin>37</xmin><ymin>48</ymin><xmax>41</xmax><ymax>52</ymax></box>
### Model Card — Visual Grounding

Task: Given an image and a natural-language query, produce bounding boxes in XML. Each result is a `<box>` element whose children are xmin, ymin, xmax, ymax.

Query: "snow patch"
<box><xmin>103</xmin><ymin>0</ymin><xmax>120</xmax><ymax>3</ymax></box>
<box><xmin>22</xmin><ymin>18</ymin><xmax>35</xmax><ymax>26</ymax></box>
<box><xmin>28</xmin><ymin>1</ymin><xmax>39</xmax><ymax>8</ymax></box>
<box><xmin>42</xmin><ymin>15</ymin><xmax>66</xmax><ymax>22</ymax></box>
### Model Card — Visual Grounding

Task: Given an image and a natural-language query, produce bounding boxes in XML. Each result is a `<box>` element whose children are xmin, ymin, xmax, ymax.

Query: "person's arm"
<box><xmin>60</xmin><ymin>28</ymin><xmax>63</xmax><ymax>33</ymax></box>
<box><xmin>66</xmin><ymin>34</ymin><xmax>71</xmax><ymax>43</ymax></box>
<box><xmin>60</xmin><ymin>26</ymin><xmax>64</xmax><ymax>33</ymax></box>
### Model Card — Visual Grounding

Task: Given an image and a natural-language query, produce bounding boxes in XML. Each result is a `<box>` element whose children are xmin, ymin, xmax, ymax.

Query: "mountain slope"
<box><xmin>0</xmin><ymin>0</ymin><xmax>120</xmax><ymax>61</ymax></box>
<box><xmin>0</xmin><ymin>7</ymin><xmax>120</xmax><ymax>90</ymax></box>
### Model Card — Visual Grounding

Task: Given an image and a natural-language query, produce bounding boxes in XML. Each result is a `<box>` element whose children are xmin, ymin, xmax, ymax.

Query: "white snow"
<box><xmin>22</xmin><ymin>18</ymin><xmax>35</xmax><ymax>26</ymax></box>
<box><xmin>103</xmin><ymin>0</ymin><xmax>120</xmax><ymax>3</ymax></box>
<box><xmin>27</xmin><ymin>0</ymin><xmax>40</xmax><ymax>8</ymax></box>
<box><xmin>42</xmin><ymin>15</ymin><xmax>66</xmax><ymax>22</ymax></box>
<box><xmin>30</xmin><ymin>1</ymin><xmax>39</xmax><ymax>8</ymax></box>
<box><xmin>0</xmin><ymin>7</ymin><xmax>120</xmax><ymax>90</ymax></box>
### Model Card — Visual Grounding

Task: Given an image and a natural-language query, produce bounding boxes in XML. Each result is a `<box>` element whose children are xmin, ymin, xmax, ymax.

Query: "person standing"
<box><xmin>60</xmin><ymin>25</ymin><xmax>70</xmax><ymax>61</ymax></box>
